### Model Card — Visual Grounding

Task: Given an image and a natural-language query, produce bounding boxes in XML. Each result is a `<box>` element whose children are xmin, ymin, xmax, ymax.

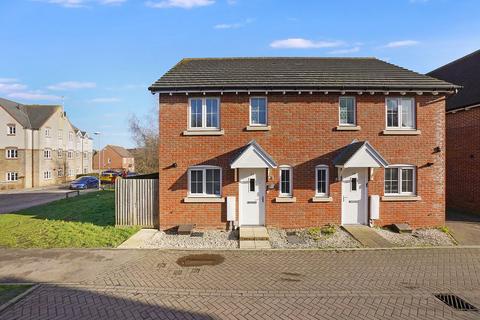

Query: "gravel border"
<box><xmin>268</xmin><ymin>227</ymin><xmax>361</xmax><ymax>249</ymax></box>
<box><xmin>141</xmin><ymin>230</ymin><xmax>239</xmax><ymax>249</ymax></box>
<box><xmin>374</xmin><ymin>228</ymin><xmax>455</xmax><ymax>247</ymax></box>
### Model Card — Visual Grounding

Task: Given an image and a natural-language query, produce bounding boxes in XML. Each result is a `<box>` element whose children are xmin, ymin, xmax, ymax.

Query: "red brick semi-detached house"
<box><xmin>428</xmin><ymin>49</ymin><xmax>480</xmax><ymax>213</ymax></box>
<box><xmin>149</xmin><ymin>57</ymin><xmax>458</xmax><ymax>230</ymax></box>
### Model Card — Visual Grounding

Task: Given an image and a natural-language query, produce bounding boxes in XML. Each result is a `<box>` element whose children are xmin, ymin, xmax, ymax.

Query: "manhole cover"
<box><xmin>287</xmin><ymin>235</ymin><xmax>304</xmax><ymax>244</ymax></box>
<box><xmin>176</xmin><ymin>254</ymin><xmax>225</xmax><ymax>267</ymax></box>
<box><xmin>434</xmin><ymin>294</ymin><xmax>478</xmax><ymax>311</ymax></box>
<box><xmin>191</xmin><ymin>232</ymin><xmax>204</xmax><ymax>238</ymax></box>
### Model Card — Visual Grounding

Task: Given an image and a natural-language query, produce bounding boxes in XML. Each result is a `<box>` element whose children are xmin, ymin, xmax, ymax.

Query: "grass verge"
<box><xmin>0</xmin><ymin>285</ymin><xmax>33</xmax><ymax>306</ymax></box>
<box><xmin>0</xmin><ymin>191</ymin><xmax>139</xmax><ymax>248</ymax></box>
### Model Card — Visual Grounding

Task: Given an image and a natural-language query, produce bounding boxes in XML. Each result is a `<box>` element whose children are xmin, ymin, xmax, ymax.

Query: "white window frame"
<box><xmin>58</xmin><ymin>149</ymin><xmax>63</xmax><ymax>158</ymax></box>
<box><xmin>7</xmin><ymin>124</ymin><xmax>16</xmax><ymax>136</ymax></box>
<box><xmin>315</xmin><ymin>165</ymin><xmax>329</xmax><ymax>197</ymax></box>
<box><xmin>6</xmin><ymin>172</ymin><xmax>19</xmax><ymax>182</ymax></box>
<box><xmin>6</xmin><ymin>148</ymin><xmax>18</xmax><ymax>159</ymax></box>
<box><xmin>187</xmin><ymin>165</ymin><xmax>222</xmax><ymax>197</ymax></box>
<box><xmin>279</xmin><ymin>165</ymin><xmax>293</xmax><ymax>197</ymax></box>
<box><xmin>67</xmin><ymin>150</ymin><xmax>73</xmax><ymax>159</ymax></box>
<box><xmin>68</xmin><ymin>131</ymin><xmax>74</xmax><ymax>141</ymax></box>
<box><xmin>384</xmin><ymin>165</ymin><xmax>416</xmax><ymax>196</ymax></box>
<box><xmin>43</xmin><ymin>148</ymin><xmax>52</xmax><ymax>160</ymax></box>
<box><xmin>43</xmin><ymin>171</ymin><xmax>52</xmax><ymax>180</ymax></box>
<box><xmin>385</xmin><ymin>97</ymin><xmax>416</xmax><ymax>130</ymax></box>
<box><xmin>58</xmin><ymin>129</ymin><xmax>63</xmax><ymax>140</ymax></box>
<box><xmin>249</xmin><ymin>97</ymin><xmax>268</xmax><ymax>126</ymax></box>
<box><xmin>187</xmin><ymin>97</ymin><xmax>221</xmax><ymax>130</ymax></box>
<box><xmin>45</xmin><ymin>127</ymin><xmax>51</xmax><ymax>138</ymax></box>
<box><xmin>338</xmin><ymin>96</ymin><xmax>356</xmax><ymax>126</ymax></box>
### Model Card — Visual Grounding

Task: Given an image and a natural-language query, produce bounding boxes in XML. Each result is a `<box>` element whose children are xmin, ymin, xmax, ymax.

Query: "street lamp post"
<box><xmin>94</xmin><ymin>132</ymin><xmax>102</xmax><ymax>190</ymax></box>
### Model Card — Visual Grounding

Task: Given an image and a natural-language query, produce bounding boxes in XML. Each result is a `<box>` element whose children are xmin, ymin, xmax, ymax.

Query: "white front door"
<box><xmin>239</xmin><ymin>168</ymin><xmax>266</xmax><ymax>226</ymax></box>
<box><xmin>341</xmin><ymin>168</ymin><xmax>368</xmax><ymax>225</ymax></box>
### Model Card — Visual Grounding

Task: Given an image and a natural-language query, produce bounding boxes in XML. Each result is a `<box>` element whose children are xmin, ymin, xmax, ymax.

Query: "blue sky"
<box><xmin>1</xmin><ymin>0</ymin><xmax>479</xmax><ymax>149</ymax></box>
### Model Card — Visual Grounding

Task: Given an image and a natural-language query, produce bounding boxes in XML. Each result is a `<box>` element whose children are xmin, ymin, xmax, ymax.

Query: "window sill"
<box><xmin>336</xmin><ymin>126</ymin><xmax>361</xmax><ymax>131</ymax></box>
<box><xmin>275</xmin><ymin>197</ymin><xmax>296</xmax><ymax>203</ymax></box>
<box><xmin>183</xmin><ymin>129</ymin><xmax>224</xmax><ymax>136</ymax></box>
<box><xmin>381</xmin><ymin>196</ymin><xmax>421</xmax><ymax>202</ymax></box>
<box><xmin>183</xmin><ymin>197</ymin><xmax>225</xmax><ymax>203</ymax></box>
<box><xmin>311</xmin><ymin>196</ymin><xmax>333</xmax><ymax>202</ymax></box>
<box><xmin>245</xmin><ymin>125</ymin><xmax>271</xmax><ymax>131</ymax></box>
<box><xmin>382</xmin><ymin>129</ymin><xmax>421</xmax><ymax>136</ymax></box>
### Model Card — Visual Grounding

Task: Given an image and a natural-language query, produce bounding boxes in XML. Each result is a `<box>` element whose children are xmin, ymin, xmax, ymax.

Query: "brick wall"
<box><xmin>446</xmin><ymin>107</ymin><xmax>480</xmax><ymax>213</ymax></box>
<box><xmin>159</xmin><ymin>93</ymin><xmax>446</xmax><ymax>229</ymax></box>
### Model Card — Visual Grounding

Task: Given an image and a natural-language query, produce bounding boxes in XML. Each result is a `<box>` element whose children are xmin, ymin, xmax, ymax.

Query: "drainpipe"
<box><xmin>31</xmin><ymin>129</ymin><xmax>34</xmax><ymax>187</ymax></box>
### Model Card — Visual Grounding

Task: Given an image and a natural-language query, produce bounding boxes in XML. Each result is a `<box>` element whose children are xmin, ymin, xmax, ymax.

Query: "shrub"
<box><xmin>321</xmin><ymin>224</ymin><xmax>336</xmax><ymax>235</ymax></box>
<box><xmin>438</xmin><ymin>226</ymin><xmax>450</xmax><ymax>234</ymax></box>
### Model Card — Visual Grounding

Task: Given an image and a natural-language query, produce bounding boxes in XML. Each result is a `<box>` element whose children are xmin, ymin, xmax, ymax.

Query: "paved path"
<box><xmin>342</xmin><ymin>225</ymin><xmax>393</xmax><ymax>248</ymax></box>
<box><xmin>1</xmin><ymin>248</ymin><xmax>480</xmax><ymax>319</ymax></box>
<box><xmin>447</xmin><ymin>210</ymin><xmax>480</xmax><ymax>245</ymax></box>
<box><xmin>0</xmin><ymin>187</ymin><xmax>96</xmax><ymax>214</ymax></box>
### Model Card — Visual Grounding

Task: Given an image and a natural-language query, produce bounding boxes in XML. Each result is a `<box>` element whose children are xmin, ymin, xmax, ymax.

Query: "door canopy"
<box><xmin>231</xmin><ymin>140</ymin><xmax>277</xmax><ymax>169</ymax></box>
<box><xmin>334</xmin><ymin>141</ymin><xmax>388</xmax><ymax>168</ymax></box>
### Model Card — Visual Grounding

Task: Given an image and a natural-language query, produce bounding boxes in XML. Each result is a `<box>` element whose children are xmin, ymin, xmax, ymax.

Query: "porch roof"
<box><xmin>333</xmin><ymin>141</ymin><xmax>388</xmax><ymax>168</ymax></box>
<box><xmin>230</xmin><ymin>140</ymin><xmax>277</xmax><ymax>169</ymax></box>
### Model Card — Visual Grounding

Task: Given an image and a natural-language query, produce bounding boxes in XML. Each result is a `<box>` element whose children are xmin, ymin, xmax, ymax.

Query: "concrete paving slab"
<box><xmin>342</xmin><ymin>225</ymin><xmax>393</xmax><ymax>248</ymax></box>
<box><xmin>117</xmin><ymin>229</ymin><xmax>158</xmax><ymax>248</ymax></box>
<box><xmin>254</xmin><ymin>240</ymin><xmax>271</xmax><ymax>249</ymax></box>
<box><xmin>239</xmin><ymin>240</ymin><xmax>256</xmax><ymax>249</ymax></box>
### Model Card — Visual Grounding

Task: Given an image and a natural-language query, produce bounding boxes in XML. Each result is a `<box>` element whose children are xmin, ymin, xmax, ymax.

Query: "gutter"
<box><xmin>447</xmin><ymin>102</ymin><xmax>480</xmax><ymax>114</ymax></box>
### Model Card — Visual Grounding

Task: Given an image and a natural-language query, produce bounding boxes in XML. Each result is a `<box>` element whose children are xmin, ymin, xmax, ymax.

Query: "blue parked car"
<box><xmin>70</xmin><ymin>176</ymin><xmax>99</xmax><ymax>190</ymax></box>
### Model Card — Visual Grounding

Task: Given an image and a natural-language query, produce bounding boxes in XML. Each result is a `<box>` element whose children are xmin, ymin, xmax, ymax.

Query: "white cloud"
<box><xmin>8</xmin><ymin>91</ymin><xmax>62</xmax><ymax>101</ymax></box>
<box><xmin>145</xmin><ymin>0</ymin><xmax>214</xmax><ymax>9</ymax></box>
<box><xmin>0</xmin><ymin>82</ymin><xmax>28</xmax><ymax>94</ymax></box>
<box><xmin>226</xmin><ymin>0</ymin><xmax>236</xmax><ymax>4</ymax></box>
<box><xmin>384</xmin><ymin>40</ymin><xmax>420</xmax><ymax>48</ymax></box>
<box><xmin>328</xmin><ymin>46</ymin><xmax>360</xmax><ymax>54</ymax></box>
<box><xmin>0</xmin><ymin>78</ymin><xmax>19</xmax><ymax>83</ymax></box>
<box><xmin>37</xmin><ymin>0</ymin><xmax>126</xmax><ymax>8</ymax></box>
<box><xmin>214</xmin><ymin>18</ymin><xmax>253</xmax><ymax>29</ymax></box>
<box><xmin>0</xmin><ymin>77</ymin><xmax>62</xmax><ymax>102</ymax></box>
<box><xmin>270</xmin><ymin>38</ymin><xmax>343</xmax><ymax>49</ymax></box>
<box><xmin>89</xmin><ymin>97</ymin><xmax>121</xmax><ymax>103</ymax></box>
<box><xmin>99</xmin><ymin>0</ymin><xmax>126</xmax><ymax>4</ymax></box>
<box><xmin>47</xmin><ymin>81</ymin><xmax>96</xmax><ymax>90</ymax></box>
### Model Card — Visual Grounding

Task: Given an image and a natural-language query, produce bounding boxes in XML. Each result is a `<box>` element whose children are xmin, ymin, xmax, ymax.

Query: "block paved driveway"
<box><xmin>1</xmin><ymin>248</ymin><xmax>480</xmax><ymax>319</ymax></box>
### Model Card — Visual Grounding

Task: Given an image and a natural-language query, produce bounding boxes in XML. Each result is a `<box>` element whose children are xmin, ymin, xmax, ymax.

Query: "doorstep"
<box><xmin>239</xmin><ymin>226</ymin><xmax>271</xmax><ymax>249</ymax></box>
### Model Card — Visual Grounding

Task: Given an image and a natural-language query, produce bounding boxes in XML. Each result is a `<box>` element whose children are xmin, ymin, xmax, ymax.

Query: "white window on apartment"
<box><xmin>43</xmin><ymin>171</ymin><xmax>52</xmax><ymax>180</ymax></box>
<box><xmin>83</xmin><ymin>168</ymin><xmax>87</xmax><ymax>174</ymax></box>
<box><xmin>76</xmin><ymin>151</ymin><xmax>80</xmax><ymax>158</ymax></box>
<box><xmin>67</xmin><ymin>150</ymin><xmax>73</xmax><ymax>159</ymax></box>
<box><xmin>339</xmin><ymin>97</ymin><xmax>356</xmax><ymax>126</ymax></box>
<box><xmin>58</xmin><ymin>149</ymin><xmax>63</xmax><ymax>158</ymax></box>
<box><xmin>6</xmin><ymin>148</ymin><xmax>18</xmax><ymax>159</ymax></box>
<box><xmin>45</xmin><ymin>127</ymin><xmax>51</xmax><ymax>138</ymax></box>
<box><xmin>188</xmin><ymin>97</ymin><xmax>220</xmax><ymax>129</ymax></box>
<box><xmin>6</xmin><ymin>172</ymin><xmax>19</xmax><ymax>182</ymax></box>
<box><xmin>68</xmin><ymin>131</ymin><xmax>74</xmax><ymax>141</ymax></box>
<box><xmin>315</xmin><ymin>165</ymin><xmax>329</xmax><ymax>197</ymax></box>
<box><xmin>58</xmin><ymin>129</ymin><xmax>63</xmax><ymax>140</ymax></box>
<box><xmin>188</xmin><ymin>166</ymin><xmax>221</xmax><ymax>197</ymax></box>
<box><xmin>67</xmin><ymin>168</ymin><xmax>75</xmax><ymax>177</ymax></box>
<box><xmin>43</xmin><ymin>149</ymin><xmax>52</xmax><ymax>159</ymax></box>
<box><xmin>7</xmin><ymin>124</ymin><xmax>16</xmax><ymax>136</ymax></box>
<box><xmin>279</xmin><ymin>166</ymin><xmax>293</xmax><ymax>197</ymax></box>
<box><xmin>249</xmin><ymin>97</ymin><xmax>267</xmax><ymax>126</ymax></box>
<box><xmin>386</xmin><ymin>97</ymin><xmax>415</xmax><ymax>129</ymax></box>
<box><xmin>83</xmin><ymin>152</ymin><xmax>87</xmax><ymax>159</ymax></box>
<box><xmin>384</xmin><ymin>165</ymin><xmax>416</xmax><ymax>195</ymax></box>
<box><xmin>58</xmin><ymin>168</ymin><xmax>64</xmax><ymax>177</ymax></box>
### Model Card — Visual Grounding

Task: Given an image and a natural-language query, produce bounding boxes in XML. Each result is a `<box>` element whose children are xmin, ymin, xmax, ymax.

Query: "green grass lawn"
<box><xmin>0</xmin><ymin>285</ymin><xmax>33</xmax><ymax>305</ymax></box>
<box><xmin>0</xmin><ymin>191</ymin><xmax>139</xmax><ymax>248</ymax></box>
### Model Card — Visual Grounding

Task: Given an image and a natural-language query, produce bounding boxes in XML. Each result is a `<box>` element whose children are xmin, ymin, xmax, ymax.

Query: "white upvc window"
<box><xmin>188</xmin><ymin>166</ymin><xmax>222</xmax><ymax>197</ymax></box>
<box><xmin>315</xmin><ymin>165</ymin><xmax>329</xmax><ymax>197</ymax></box>
<box><xmin>45</xmin><ymin>127</ymin><xmax>51</xmax><ymax>138</ymax></box>
<box><xmin>6</xmin><ymin>172</ymin><xmax>18</xmax><ymax>182</ymax></box>
<box><xmin>43</xmin><ymin>171</ymin><xmax>52</xmax><ymax>180</ymax></box>
<box><xmin>279</xmin><ymin>166</ymin><xmax>293</xmax><ymax>197</ymax></box>
<box><xmin>76</xmin><ymin>151</ymin><xmax>80</xmax><ymax>158</ymax></box>
<box><xmin>249</xmin><ymin>97</ymin><xmax>268</xmax><ymax>126</ymax></box>
<box><xmin>188</xmin><ymin>97</ymin><xmax>220</xmax><ymax>130</ymax></box>
<box><xmin>67</xmin><ymin>150</ymin><xmax>73</xmax><ymax>159</ymax></box>
<box><xmin>7</xmin><ymin>124</ymin><xmax>16</xmax><ymax>135</ymax></box>
<box><xmin>6</xmin><ymin>148</ymin><xmax>18</xmax><ymax>159</ymax></box>
<box><xmin>339</xmin><ymin>96</ymin><xmax>356</xmax><ymax>126</ymax></box>
<box><xmin>83</xmin><ymin>152</ymin><xmax>87</xmax><ymax>159</ymax></box>
<box><xmin>384</xmin><ymin>165</ymin><xmax>416</xmax><ymax>196</ymax></box>
<box><xmin>43</xmin><ymin>149</ymin><xmax>52</xmax><ymax>160</ymax></box>
<box><xmin>68</xmin><ymin>168</ymin><xmax>75</xmax><ymax>176</ymax></box>
<box><xmin>68</xmin><ymin>131</ymin><xmax>74</xmax><ymax>141</ymax></box>
<box><xmin>58</xmin><ymin>129</ymin><xmax>63</xmax><ymax>140</ymax></box>
<box><xmin>58</xmin><ymin>149</ymin><xmax>63</xmax><ymax>158</ymax></box>
<box><xmin>386</xmin><ymin>97</ymin><xmax>415</xmax><ymax>129</ymax></box>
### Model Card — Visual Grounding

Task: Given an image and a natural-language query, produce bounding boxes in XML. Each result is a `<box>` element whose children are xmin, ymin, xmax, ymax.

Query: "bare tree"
<box><xmin>128</xmin><ymin>109</ymin><xmax>158</xmax><ymax>174</ymax></box>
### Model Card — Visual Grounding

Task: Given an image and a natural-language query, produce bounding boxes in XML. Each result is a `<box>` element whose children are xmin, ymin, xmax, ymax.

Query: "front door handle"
<box><xmin>262</xmin><ymin>196</ymin><xmax>264</xmax><ymax>202</ymax></box>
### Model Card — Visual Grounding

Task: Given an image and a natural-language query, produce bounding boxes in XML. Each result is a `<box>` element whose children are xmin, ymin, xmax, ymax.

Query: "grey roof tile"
<box><xmin>149</xmin><ymin>57</ymin><xmax>458</xmax><ymax>92</ymax></box>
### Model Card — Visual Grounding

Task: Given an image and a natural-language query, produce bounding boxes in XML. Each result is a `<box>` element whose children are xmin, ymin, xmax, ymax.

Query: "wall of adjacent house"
<box><xmin>446</xmin><ymin>107</ymin><xmax>480</xmax><ymax>213</ymax></box>
<box><xmin>158</xmin><ymin>93</ymin><xmax>446</xmax><ymax>229</ymax></box>
<box><xmin>93</xmin><ymin>146</ymin><xmax>133</xmax><ymax>172</ymax></box>
<box><xmin>0</xmin><ymin>108</ymin><xmax>26</xmax><ymax>189</ymax></box>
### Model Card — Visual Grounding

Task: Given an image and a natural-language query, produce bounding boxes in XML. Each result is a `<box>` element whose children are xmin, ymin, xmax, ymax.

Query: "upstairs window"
<box><xmin>43</xmin><ymin>149</ymin><xmax>52</xmax><ymax>160</ymax></box>
<box><xmin>58</xmin><ymin>149</ymin><xmax>63</xmax><ymax>158</ymax></box>
<box><xmin>188</xmin><ymin>166</ymin><xmax>221</xmax><ymax>197</ymax></box>
<box><xmin>67</xmin><ymin>150</ymin><xmax>73</xmax><ymax>159</ymax></box>
<box><xmin>45</xmin><ymin>127</ymin><xmax>51</xmax><ymax>138</ymax></box>
<box><xmin>189</xmin><ymin>97</ymin><xmax>220</xmax><ymax>129</ymax></box>
<box><xmin>6</xmin><ymin>172</ymin><xmax>18</xmax><ymax>182</ymax></box>
<box><xmin>43</xmin><ymin>171</ymin><xmax>52</xmax><ymax>180</ymax></box>
<box><xmin>250</xmin><ymin>97</ymin><xmax>267</xmax><ymax>126</ymax></box>
<box><xmin>339</xmin><ymin>97</ymin><xmax>356</xmax><ymax>126</ymax></box>
<box><xmin>279</xmin><ymin>166</ymin><xmax>293</xmax><ymax>197</ymax></box>
<box><xmin>386</xmin><ymin>98</ymin><xmax>415</xmax><ymax>129</ymax></box>
<box><xmin>384</xmin><ymin>166</ymin><xmax>416</xmax><ymax>195</ymax></box>
<box><xmin>7</xmin><ymin>124</ymin><xmax>16</xmax><ymax>136</ymax></box>
<box><xmin>68</xmin><ymin>131</ymin><xmax>74</xmax><ymax>141</ymax></box>
<box><xmin>315</xmin><ymin>165</ymin><xmax>329</xmax><ymax>197</ymax></box>
<box><xmin>58</xmin><ymin>129</ymin><xmax>63</xmax><ymax>140</ymax></box>
<box><xmin>6</xmin><ymin>148</ymin><xmax>18</xmax><ymax>159</ymax></box>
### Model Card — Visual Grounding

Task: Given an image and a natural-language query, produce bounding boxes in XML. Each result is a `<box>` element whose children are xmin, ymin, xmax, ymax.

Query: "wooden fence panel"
<box><xmin>115</xmin><ymin>179</ymin><xmax>159</xmax><ymax>228</ymax></box>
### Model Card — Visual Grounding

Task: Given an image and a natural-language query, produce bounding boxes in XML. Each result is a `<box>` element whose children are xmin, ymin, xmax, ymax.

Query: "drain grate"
<box><xmin>434</xmin><ymin>294</ymin><xmax>478</xmax><ymax>311</ymax></box>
